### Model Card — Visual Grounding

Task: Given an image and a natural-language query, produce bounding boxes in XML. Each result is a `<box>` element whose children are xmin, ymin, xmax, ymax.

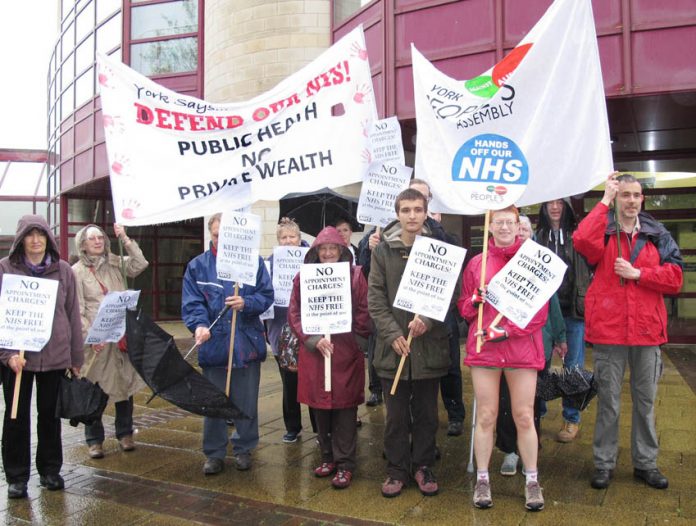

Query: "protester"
<box><xmin>0</xmin><ymin>215</ymin><xmax>83</xmax><ymax>499</ymax></box>
<box><xmin>536</xmin><ymin>198</ymin><xmax>591</xmax><ymax>442</ymax></box>
<box><xmin>335</xmin><ymin>218</ymin><xmax>358</xmax><ymax>262</ymax></box>
<box><xmin>573</xmin><ymin>173</ymin><xmax>683</xmax><ymax>490</ymax></box>
<box><xmin>287</xmin><ymin>226</ymin><xmax>370</xmax><ymax>489</ymax></box>
<box><xmin>368</xmin><ymin>188</ymin><xmax>453</xmax><ymax>498</ymax></box>
<box><xmin>495</xmin><ymin>215</ymin><xmax>566</xmax><ymax>476</ymax></box>
<box><xmin>458</xmin><ymin>206</ymin><xmax>548</xmax><ymax>511</ymax></box>
<box><xmin>265</xmin><ymin>217</ymin><xmax>314</xmax><ymax>443</ymax></box>
<box><xmin>72</xmin><ymin>223</ymin><xmax>149</xmax><ymax>459</ymax></box>
<box><xmin>182</xmin><ymin>213</ymin><xmax>273</xmax><ymax>474</ymax></box>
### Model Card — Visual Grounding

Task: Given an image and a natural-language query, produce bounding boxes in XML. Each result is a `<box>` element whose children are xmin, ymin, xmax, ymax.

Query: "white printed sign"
<box><xmin>485</xmin><ymin>239</ymin><xmax>567</xmax><ymax>329</ymax></box>
<box><xmin>300</xmin><ymin>262</ymin><xmax>351</xmax><ymax>335</ymax></box>
<box><xmin>216</xmin><ymin>211</ymin><xmax>261</xmax><ymax>286</ymax></box>
<box><xmin>259</xmin><ymin>260</ymin><xmax>274</xmax><ymax>321</ymax></box>
<box><xmin>368</xmin><ymin>116</ymin><xmax>405</xmax><ymax>165</ymax></box>
<box><xmin>357</xmin><ymin>161</ymin><xmax>413</xmax><ymax>227</ymax></box>
<box><xmin>272</xmin><ymin>245</ymin><xmax>309</xmax><ymax>307</ymax></box>
<box><xmin>393</xmin><ymin>236</ymin><xmax>466</xmax><ymax>322</ymax></box>
<box><xmin>85</xmin><ymin>290</ymin><xmax>141</xmax><ymax>344</ymax></box>
<box><xmin>97</xmin><ymin>26</ymin><xmax>377</xmax><ymax>226</ymax></box>
<box><xmin>0</xmin><ymin>274</ymin><xmax>59</xmax><ymax>352</ymax></box>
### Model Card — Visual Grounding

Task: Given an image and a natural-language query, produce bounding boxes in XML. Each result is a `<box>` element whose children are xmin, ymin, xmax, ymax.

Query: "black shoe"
<box><xmin>435</xmin><ymin>445</ymin><xmax>441</xmax><ymax>460</ymax></box>
<box><xmin>447</xmin><ymin>421</ymin><xmax>463</xmax><ymax>436</ymax></box>
<box><xmin>366</xmin><ymin>392</ymin><xmax>383</xmax><ymax>407</ymax></box>
<box><xmin>39</xmin><ymin>474</ymin><xmax>65</xmax><ymax>491</ymax></box>
<box><xmin>590</xmin><ymin>469</ymin><xmax>612</xmax><ymax>489</ymax></box>
<box><xmin>203</xmin><ymin>457</ymin><xmax>224</xmax><ymax>475</ymax></box>
<box><xmin>8</xmin><ymin>482</ymin><xmax>28</xmax><ymax>499</ymax></box>
<box><xmin>226</xmin><ymin>419</ymin><xmax>235</xmax><ymax>427</ymax></box>
<box><xmin>634</xmin><ymin>468</ymin><xmax>668</xmax><ymax>489</ymax></box>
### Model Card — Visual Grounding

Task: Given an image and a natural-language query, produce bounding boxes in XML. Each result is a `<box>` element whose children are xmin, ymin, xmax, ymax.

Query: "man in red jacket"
<box><xmin>573</xmin><ymin>173</ymin><xmax>683</xmax><ymax>491</ymax></box>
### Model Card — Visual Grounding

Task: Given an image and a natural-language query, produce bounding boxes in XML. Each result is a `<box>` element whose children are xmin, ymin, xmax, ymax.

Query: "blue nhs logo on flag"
<box><xmin>451</xmin><ymin>134</ymin><xmax>529</xmax><ymax>185</ymax></box>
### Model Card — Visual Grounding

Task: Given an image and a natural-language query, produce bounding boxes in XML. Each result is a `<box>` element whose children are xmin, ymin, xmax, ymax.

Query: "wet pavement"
<box><xmin>1</xmin><ymin>322</ymin><xmax>694</xmax><ymax>525</ymax></box>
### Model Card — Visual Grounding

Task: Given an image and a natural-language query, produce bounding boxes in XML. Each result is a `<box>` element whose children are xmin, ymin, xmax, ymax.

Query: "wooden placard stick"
<box><xmin>225</xmin><ymin>283</ymin><xmax>240</xmax><ymax>397</ymax></box>
<box><xmin>476</xmin><ymin>210</ymin><xmax>491</xmax><ymax>353</ymax></box>
<box><xmin>10</xmin><ymin>350</ymin><xmax>25</xmax><ymax>420</ymax></box>
<box><xmin>324</xmin><ymin>334</ymin><xmax>332</xmax><ymax>392</ymax></box>
<box><xmin>389</xmin><ymin>314</ymin><xmax>420</xmax><ymax>395</ymax></box>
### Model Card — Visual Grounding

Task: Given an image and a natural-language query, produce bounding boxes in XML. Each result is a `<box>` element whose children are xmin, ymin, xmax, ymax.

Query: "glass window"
<box><xmin>76</xmin><ymin>0</ymin><xmax>95</xmax><ymax>41</ymax></box>
<box><xmin>97</xmin><ymin>13</ymin><xmax>122</xmax><ymax>54</ymax></box>
<box><xmin>131</xmin><ymin>0</ymin><xmax>198</xmax><ymax>40</ymax></box>
<box><xmin>333</xmin><ymin>0</ymin><xmax>373</xmax><ymax>25</ymax></box>
<box><xmin>60</xmin><ymin>57</ymin><xmax>74</xmax><ymax>92</ymax></box>
<box><xmin>0</xmin><ymin>202</ymin><xmax>36</xmax><ymax>237</ymax></box>
<box><xmin>61</xmin><ymin>83</ymin><xmax>75</xmax><ymax>118</ymax></box>
<box><xmin>62</xmin><ymin>22</ymin><xmax>75</xmax><ymax>59</ymax></box>
<box><xmin>97</xmin><ymin>0</ymin><xmax>121</xmax><ymax>21</ymax></box>
<box><xmin>75</xmin><ymin>68</ymin><xmax>95</xmax><ymax>107</ymax></box>
<box><xmin>76</xmin><ymin>34</ymin><xmax>94</xmax><ymax>73</ymax></box>
<box><xmin>68</xmin><ymin>198</ymin><xmax>101</xmax><ymax>223</ymax></box>
<box><xmin>130</xmin><ymin>37</ymin><xmax>198</xmax><ymax>75</ymax></box>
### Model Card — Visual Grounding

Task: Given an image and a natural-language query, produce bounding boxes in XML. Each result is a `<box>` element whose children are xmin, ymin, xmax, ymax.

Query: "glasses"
<box><xmin>491</xmin><ymin>220</ymin><xmax>517</xmax><ymax>228</ymax></box>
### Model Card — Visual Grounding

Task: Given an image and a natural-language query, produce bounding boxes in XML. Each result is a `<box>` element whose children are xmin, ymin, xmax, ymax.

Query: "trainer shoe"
<box><xmin>556</xmin><ymin>421</ymin><xmax>579</xmax><ymax>443</ymax></box>
<box><xmin>88</xmin><ymin>443</ymin><xmax>104</xmax><ymax>459</ymax></box>
<box><xmin>234</xmin><ymin>452</ymin><xmax>252</xmax><ymax>471</ymax></box>
<box><xmin>8</xmin><ymin>482</ymin><xmax>28</xmax><ymax>499</ymax></box>
<box><xmin>39</xmin><ymin>474</ymin><xmax>65</xmax><ymax>491</ymax></box>
<box><xmin>203</xmin><ymin>457</ymin><xmax>224</xmax><ymax>475</ymax></box>
<box><xmin>118</xmin><ymin>434</ymin><xmax>135</xmax><ymax>452</ymax></box>
<box><xmin>381</xmin><ymin>477</ymin><xmax>404</xmax><ymax>498</ymax></box>
<box><xmin>366</xmin><ymin>392</ymin><xmax>382</xmax><ymax>406</ymax></box>
<box><xmin>414</xmin><ymin>466</ymin><xmax>439</xmax><ymax>496</ymax></box>
<box><xmin>590</xmin><ymin>469</ymin><xmax>612</xmax><ymax>489</ymax></box>
<box><xmin>473</xmin><ymin>479</ymin><xmax>492</xmax><ymax>509</ymax></box>
<box><xmin>282</xmin><ymin>431</ymin><xmax>301</xmax><ymax>443</ymax></box>
<box><xmin>500</xmin><ymin>452</ymin><xmax>519</xmax><ymax>476</ymax></box>
<box><xmin>524</xmin><ymin>481</ymin><xmax>544</xmax><ymax>511</ymax></box>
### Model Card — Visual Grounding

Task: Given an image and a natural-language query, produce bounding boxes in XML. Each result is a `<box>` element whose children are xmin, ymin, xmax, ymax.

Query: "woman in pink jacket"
<box><xmin>458</xmin><ymin>206</ymin><xmax>548</xmax><ymax>512</ymax></box>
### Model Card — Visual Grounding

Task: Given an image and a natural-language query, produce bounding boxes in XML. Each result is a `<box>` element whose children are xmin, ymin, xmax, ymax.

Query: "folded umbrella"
<box><xmin>535</xmin><ymin>368</ymin><xmax>563</xmax><ymax>401</ymax></box>
<box><xmin>558</xmin><ymin>366</ymin><xmax>598</xmax><ymax>411</ymax></box>
<box><xmin>126</xmin><ymin>310</ymin><xmax>247</xmax><ymax>420</ymax></box>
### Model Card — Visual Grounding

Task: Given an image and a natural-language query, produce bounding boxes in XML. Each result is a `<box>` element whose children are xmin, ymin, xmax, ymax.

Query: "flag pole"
<box><xmin>225</xmin><ymin>283</ymin><xmax>240</xmax><ymax>397</ymax></box>
<box><xmin>390</xmin><ymin>314</ymin><xmax>419</xmax><ymax>395</ymax></box>
<box><xmin>476</xmin><ymin>210</ymin><xmax>491</xmax><ymax>353</ymax></box>
<box><xmin>614</xmin><ymin>195</ymin><xmax>624</xmax><ymax>286</ymax></box>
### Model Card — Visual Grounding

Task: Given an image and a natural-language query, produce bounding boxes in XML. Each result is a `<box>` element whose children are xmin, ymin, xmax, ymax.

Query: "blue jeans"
<box><xmin>202</xmin><ymin>363</ymin><xmax>260</xmax><ymax>459</ymax></box>
<box><xmin>562</xmin><ymin>317</ymin><xmax>586</xmax><ymax>424</ymax></box>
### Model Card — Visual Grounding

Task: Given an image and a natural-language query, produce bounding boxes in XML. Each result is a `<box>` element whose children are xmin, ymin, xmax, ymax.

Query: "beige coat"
<box><xmin>72</xmin><ymin>225</ymin><xmax>149</xmax><ymax>401</ymax></box>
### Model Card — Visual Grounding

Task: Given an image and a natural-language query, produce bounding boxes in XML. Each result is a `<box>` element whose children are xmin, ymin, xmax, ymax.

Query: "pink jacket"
<box><xmin>458</xmin><ymin>237</ymin><xmax>547</xmax><ymax>370</ymax></box>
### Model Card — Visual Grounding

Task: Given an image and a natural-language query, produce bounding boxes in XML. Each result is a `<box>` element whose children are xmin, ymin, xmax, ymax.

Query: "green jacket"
<box><xmin>367</xmin><ymin>220</ymin><xmax>455</xmax><ymax>381</ymax></box>
<box><xmin>542</xmin><ymin>294</ymin><xmax>566</xmax><ymax>363</ymax></box>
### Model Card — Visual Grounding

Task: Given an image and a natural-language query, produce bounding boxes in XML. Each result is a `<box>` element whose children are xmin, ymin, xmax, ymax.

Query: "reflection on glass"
<box><xmin>333</xmin><ymin>0</ymin><xmax>373</xmax><ymax>25</ymax></box>
<box><xmin>131</xmin><ymin>0</ymin><xmax>198</xmax><ymax>39</ymax></box>
<box><xmin>130</xmin><ymin>37</ymin><xmax>198</xmax><ymax>75</ymax></box>
<box><xmin>62</xmin><ymin>23</ymin><xmax>75</xmax><ymax>63</ymax></box>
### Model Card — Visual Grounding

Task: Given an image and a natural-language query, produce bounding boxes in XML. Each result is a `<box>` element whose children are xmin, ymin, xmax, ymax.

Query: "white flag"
<box><xmin>413</xmin><ymin>0</ymin><xmax>613</xmax><ymax>213</ymax></box>
<box><xmin>98</xmin><ymin>26</ymin><xmax>377</xmax><ymax>225</ymax></box>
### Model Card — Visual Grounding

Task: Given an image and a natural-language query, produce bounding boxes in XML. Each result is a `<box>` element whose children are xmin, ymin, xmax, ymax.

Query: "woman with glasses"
<box><xmin>72</xmin><ymin>223</ymin><xmax>148</xmax><ymax>459</ymax></box>
<box><xmin>458</xmin><ymin>206</ymin><xmax>548</xmax><ymax>512</ymax></box>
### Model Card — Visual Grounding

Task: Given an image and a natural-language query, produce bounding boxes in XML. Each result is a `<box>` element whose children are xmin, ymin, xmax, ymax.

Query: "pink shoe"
<box><xmin>381</xmin><ymin>477</ymin><xmax>404</xmax><ymax>498</ymax></box>
<box><xmin>314</xmin><ymin>462</ymin><xmax>336</xmax><ymax>478</ymax></box>
<box><xmin>331</xmin><ymin>469</ymin><xmax>352</xmax><ymax>489</ymax></box>
<box><xmin>414</xmin><ymin>466</ymin><xmax>439</xmax><ymax>496</ymax></box>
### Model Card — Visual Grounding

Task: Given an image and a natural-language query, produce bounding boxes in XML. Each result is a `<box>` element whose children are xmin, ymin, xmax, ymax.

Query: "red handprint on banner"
<box><xmin>120</xmin><ymin>199</ymin><xmax>142</xmax><ymax>220</ymax></box>
<box><xmin>354</xmin><ymin>84</ymin><xmax>371</xmax><ymax>104</ymax></box>
<box><xmin>102</xmin><ymin>114</ymin><xmax>125</xmax><ymax>135</ymax></box>
<box><xmin>110</xmin><ymin>154</ymin><xmax>131</xmax><ymax>176</ymax></box>
<box><xmin>350</xmin><ymin>42</ymin><xmax>368</xmax><ymax>61</ymax></box>
<box><xmin>361</xmin><ymin>148</ymin><xmax>372</xmax><ymax>164</ymax></box>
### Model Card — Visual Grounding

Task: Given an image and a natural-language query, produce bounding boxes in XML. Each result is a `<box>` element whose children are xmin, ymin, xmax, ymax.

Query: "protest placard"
<box><xmin>299</xmin><ymin>262</ymin><xmax>351</xmax><ymax>335</ymax></box>
<box><xmin>393</xmin><ymin>236</ymin><xmax>466</xmax><ymax>322</ymax></box>
<box><xmin>357</xmin><ymin>161</ymin><xmax>413</xmax><ymax>227</ymax></box>
<box><xmin>85</xmin><ymin>290</ymin><xmax>141</xmax><ymax>344</ymax></box>
<box><xmin>216</xmin><ymin>211</ymin><xmax>261</xmax><ymax>285</ymax></box>
<box><xmin>272</xmin><ymin>245</ymin><xmax>309</xmax><ymax>307</ymax></box>
<box><xmin>260</xmin><ymin>260</ymin><xmax>274</xmax><ymax>321</ymax></box>
<box><xmin>368</xmin><ymin>116</ymin><xmax>405</xmax><ymax>165</ymax></box>
<box><xmin>485</xmin><ymin>239</ymin><xmax>567</xmax><ymax>328</ymax></box>
<box><xmin>0</xmin><ymin>274</ymin><xmax>59</xmax><ymax>352</ymax></box>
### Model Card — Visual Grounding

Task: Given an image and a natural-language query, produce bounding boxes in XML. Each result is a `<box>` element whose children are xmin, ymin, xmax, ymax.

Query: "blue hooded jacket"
<box><xmin>181</xmin><ymin>243</ymin><xmax>274</xmax><ymax>368</ymax></box>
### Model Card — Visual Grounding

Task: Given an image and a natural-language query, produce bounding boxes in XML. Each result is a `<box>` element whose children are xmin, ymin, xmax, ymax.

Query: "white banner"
<box><xmin>98</xmin><ymin>26</ymin><xmax>377</xmax><ymax>225</ymax></box>
<box><xmin>216</xmin><ymin>211</ymin><xmax>261</xmax><ymax>286</ymax></box>
<box><xmin>368</xmin><ymin>116</ymin><xmax>405</xmax><ymax>165</ymax></box>
<box><xmin>85</xmin><ymin>290</ymin><xmax>141</xmax><ymax>344</ymax></box>
<box><xmin>300</xmin><ymin>262</ymin><xmax>351</xmax><ymax>335</ymax></box>
<box><xmin>413</xmin><ymin>0</ymin><xmax>613</xmax><ymax>213</ymax></box>
<box><xmin>0</xmin><ymin>275</ymin><xmax>59</xmax><ymax>352</ymax></box>
<box><xmin>272</xmin><ymin>245</ymin><xmax>309</xmax><ymax>307</ymax></box>
<box><xmin>357</xmin><ymin>161</ymin><xmax>413</xmax><ymax>227</ymax></box>
<box><xmin>393</xmin><ymin>236</ymin><xmax>466</xmax><ymax>322</ymax></box>
<box><xmin>485</xmin><ymin>239</ymin><xmax>567</xmax><ymax>329</ymax></box>
<box><xmin>259</xmin><ymin>260</ymin><xmax>274</xmax><ymax>321</ymax></box>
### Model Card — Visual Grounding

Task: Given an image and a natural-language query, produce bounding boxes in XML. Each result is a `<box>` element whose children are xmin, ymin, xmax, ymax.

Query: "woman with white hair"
<box><xmin>72</xmin><ymin>223</ymin><xmax>148</xmax><ymax>459</ymax></box>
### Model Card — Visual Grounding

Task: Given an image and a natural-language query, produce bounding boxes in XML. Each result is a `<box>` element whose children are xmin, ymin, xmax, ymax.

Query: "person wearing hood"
<box><xmin>536</xmin><ymin>198</ymin><xmax>592</xmax><ymax>443</ymax></box>
<box><xmin>72</xmin><ymin>223</ymin><xmax>149</xmax><ymax>459</ymax></box>
<box><xmin>458</xmin><ymin>206</ymin><xmax>547</xmax><ymax>512</ymax></box>
<box><xmin>0</xmin><ymin>215</ymin><xmax>83</xmax><ymax>499</ymax></box>
<box><xmin>287</xmin><ymin>226</ymin><xmax>370</xmax><ymax>490</ymax></box>
<box><xmin>368</xmin><ymin>188</ymin><xmax>454</xmax><ymax>499</ymax></box>
<box><xmin>182</xmin><ymin>213</ymin><xmax>273</xmax><ymax>475</ymax></box>
<box><xmin>265</xmin><ymin>217</ymin><xmax>315</xmax><ymax>443</ymax></box>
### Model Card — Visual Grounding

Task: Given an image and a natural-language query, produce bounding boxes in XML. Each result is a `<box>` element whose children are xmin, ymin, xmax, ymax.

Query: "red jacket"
<box><xmin>288</xmin><ymin>227</ymin><xmax>372</xmax><ymax>409</ymax></box>
<box><xmin>572</xmin><ymin>202</ymin><xmax>683</xmax><ymax>346</ymax></box>
<box><xmin>458</xmin><ymin>237</ymin><xmax>547</xmax><ymax>370</ymax></box>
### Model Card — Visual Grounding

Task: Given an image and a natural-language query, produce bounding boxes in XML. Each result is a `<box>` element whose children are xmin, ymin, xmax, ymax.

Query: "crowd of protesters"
<box><xmin>0</xmin><ymin>172</ymin><xmax>683</xmax><ymax>512</ymax></box>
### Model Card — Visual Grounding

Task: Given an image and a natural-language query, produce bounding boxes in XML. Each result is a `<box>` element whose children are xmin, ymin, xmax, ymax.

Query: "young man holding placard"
<box><xmin>368</xmin><ymin>188</ymin><xmax>452</xmax><ymax>498</ymax></box>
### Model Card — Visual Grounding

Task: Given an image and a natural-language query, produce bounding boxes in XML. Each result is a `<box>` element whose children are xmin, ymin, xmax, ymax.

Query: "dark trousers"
<box><xmin>1</xmin><ymin>367</ymin><xmax>63</xmax><ymax>484</ymax></box>
<box><xmin>85</xmin><ymin>396</ymin><xmax>134</xmax><ymax>445</ymax></box>
<box><xmin>314</xmin><ymin>407</ymin><xmax>358</xmax><ymax>471</ymax></box>
<box><xmin>275</xmin><ymin>358</ymin><xmax>307</xmax><ymax>433</ymax></box>
<box><xmin>381</xmin><ymin>376</ymin><xmax>439</xmax><ymax>483</ymax></box>
<box><xmin>366</xmin><ymin>332</ymin><xmax>381</xmax><ymax>395</ymax></box>
<box><xmin>495</xmin><ymin>373</ymin><xmax>543</xmax><ymax>455</ymax></box>
<box><xmin>439</xmin><ymin>311</ymin><xmax>465</xmax><ymax>422</ymax></box>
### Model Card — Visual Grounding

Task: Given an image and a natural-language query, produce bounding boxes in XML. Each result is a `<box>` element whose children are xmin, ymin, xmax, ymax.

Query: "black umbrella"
<box><xmin>278</xmin><ymin>187</ymin><xmax>363</xmax><ymax>237</ymax></box>
<box><xmin>126</xmin><ymin>310</ymin><xmax>247</xmax><ymax>420</ymax></box>
<box><xmin>557</xmin><ymin>366</ymin><xmax>598</xmax><ymax>411</ymax></box>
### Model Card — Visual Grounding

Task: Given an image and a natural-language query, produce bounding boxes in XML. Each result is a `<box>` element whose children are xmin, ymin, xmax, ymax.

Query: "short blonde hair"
<box><xmin>276</xmin><ymin>217</ymin><xmax>300</xmax><ymax>241</ymax></box>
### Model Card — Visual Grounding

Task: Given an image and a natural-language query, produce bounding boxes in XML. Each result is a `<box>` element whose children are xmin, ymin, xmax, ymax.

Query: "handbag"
<box><xmin>277</xmin><ymin>323</ymin><xmax>299</xmax><ymax>372</ymax></box>
<box><xmin>55</xmin><ymin>371</ymin><xmax>109</xmax><ymax>427</ymax></box>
